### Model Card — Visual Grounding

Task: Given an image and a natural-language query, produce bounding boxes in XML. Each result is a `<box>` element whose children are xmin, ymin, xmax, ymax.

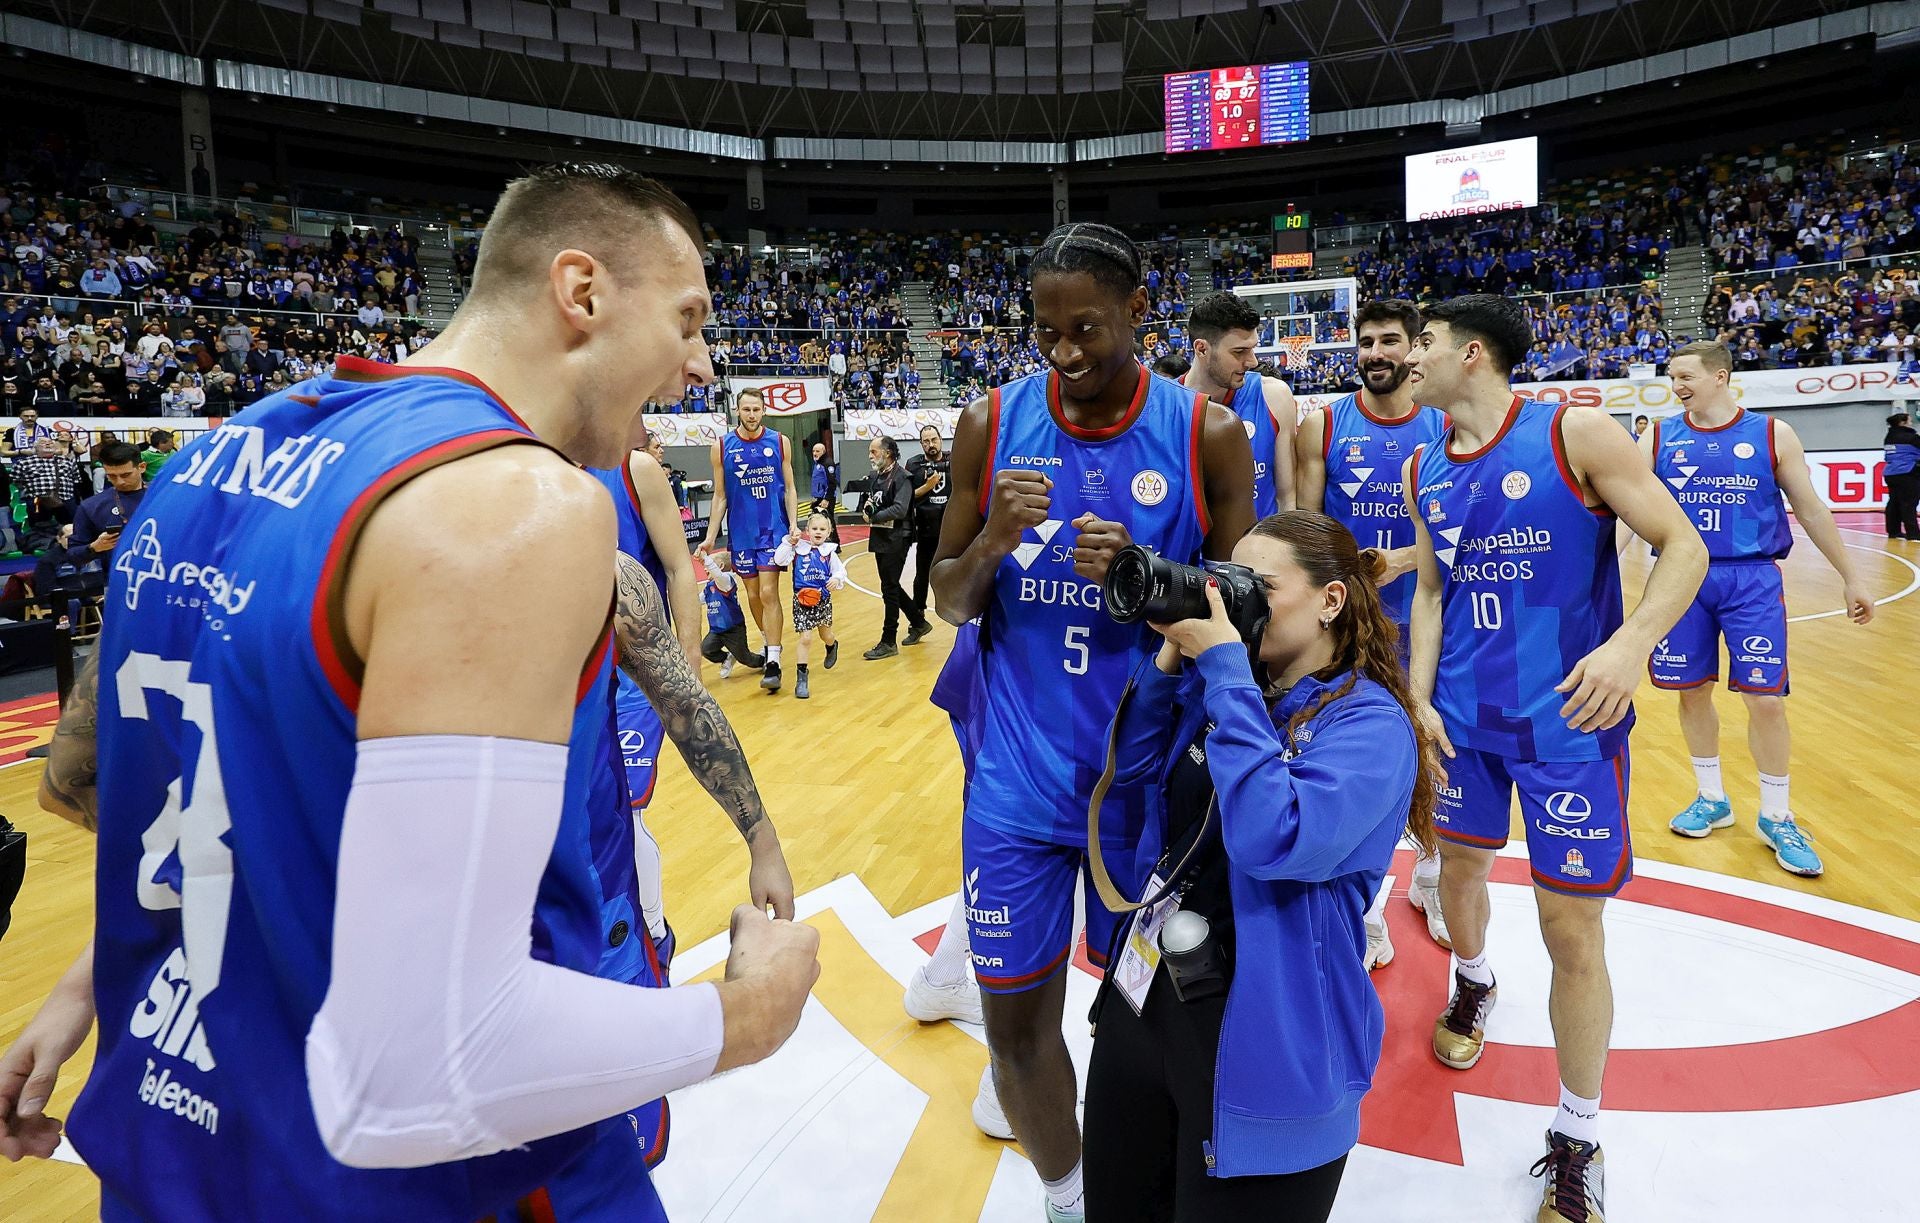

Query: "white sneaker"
<box><xmin>1365</xmin><ymin>911</ymin><xmax>1395</xmax><ymax>970</ymax></box>
<box><xmin>1408</xmin><ymin>875</ymin><xmax>1453</xmax><ymax>950</ymax></box>
<box><xmin>904</xmin><ymin>964</ymin><xmax>984</xmax><ymax>1026</ymax></box>
<box><xmin>720</xmin><ymin>657</ymin><xmax>735</xmax><ymax>678</ymax></box>
<box><xmin>972</xmin><ymin>1064</ymin><xmax>1013</xmax><ymax>1140</ymax></box>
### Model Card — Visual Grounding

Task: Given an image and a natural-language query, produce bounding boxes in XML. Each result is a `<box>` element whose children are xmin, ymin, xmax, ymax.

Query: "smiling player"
<box><xmin>930</xmin><ymin>222</ymin><xmax>1255</xmax><ymax>1222</ymax></box>
<box><xmin>1644</xmin><ymin>341</ymin><xmax>1875</xmax><ymax>877</ymax></box>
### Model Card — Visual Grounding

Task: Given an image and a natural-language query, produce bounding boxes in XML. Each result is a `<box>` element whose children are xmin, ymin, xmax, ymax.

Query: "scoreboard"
<box><xmin>1164</xmin><ymin>62</ymin><xmax>1310</xmax><ymax>156</ymax></box>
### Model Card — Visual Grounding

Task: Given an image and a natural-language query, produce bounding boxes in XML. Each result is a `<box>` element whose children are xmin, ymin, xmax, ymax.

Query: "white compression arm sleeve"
<box><xmin>307</xmin><ymin>736</ymin><xmax>725</xmax><ymax>1168</ymax></box>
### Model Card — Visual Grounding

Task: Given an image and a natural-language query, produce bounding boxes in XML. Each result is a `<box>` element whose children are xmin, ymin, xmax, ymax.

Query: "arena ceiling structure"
<box><xmin>0</xmin><ymin>0</ymin><xmax>1910</xmax><ymax>162</ymax></box>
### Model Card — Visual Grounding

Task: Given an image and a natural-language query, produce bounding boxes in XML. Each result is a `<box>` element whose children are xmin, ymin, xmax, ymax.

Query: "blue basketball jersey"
<box><xmin>971</xmin><ymin>367</ymin><xmax>1208</xmax><ymax>847</ymax></box>
<box><xmin>590</xmin><ymin>457</ymin><xmax>672</xmax><ymax>601</ymax></box>
<box><xmin>1229</xmin><ymin>371</ymin><xmax>1283</xmax><ymax>519</ymax></box>
<box><xmin>76</xmin><ymin>357</ymin><xmax>621</xmax><ymax>1219</ymax></box>
<box><xmin>791</xmin><ymin>544</ymin><xmax>834</xmax><ymax>593</ymax></box>
<box><xmin>1412</xmin><ymin>397</ymin><xmax>1630</xmax><ymax>763</ymax></box>
<box><xmin>720</xmin><ymin>428</ymin><xmax>789</xmax><ymax>550</ymax></box>
<box><xmin>1652</xmin><ymin>408</ymin><xmax>1792</xmax><ymax>562</ymax></box>
<box><xmin>1320</xmin><ymin>392</ymin><xmax>1447</xmax><ymax>626</ymax></box>
<box><xmin>703</xmin><ymin>577</ymin><xmax>745</xmax><ymax>632</ymax></box>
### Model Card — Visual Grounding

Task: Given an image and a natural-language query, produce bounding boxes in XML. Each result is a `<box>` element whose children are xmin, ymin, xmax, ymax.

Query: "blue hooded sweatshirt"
<box><xmin>1106</xmin><ymin>643</ymin><xmax>1416</xmax><ymax>1177</ymax></box>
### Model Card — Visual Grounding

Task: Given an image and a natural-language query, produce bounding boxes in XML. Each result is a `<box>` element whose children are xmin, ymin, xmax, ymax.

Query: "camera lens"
<box><xmin>1104</xmin><ymin>545</ymin><xmax>1157</xmax><ymax>623</ymax></box>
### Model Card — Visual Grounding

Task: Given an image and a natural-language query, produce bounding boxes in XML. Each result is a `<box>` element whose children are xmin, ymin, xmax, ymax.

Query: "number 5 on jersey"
<box><xmin>1064</xmin><ymin>625</ymin><xmax>1090</xmax><ymax>675</ymax></box>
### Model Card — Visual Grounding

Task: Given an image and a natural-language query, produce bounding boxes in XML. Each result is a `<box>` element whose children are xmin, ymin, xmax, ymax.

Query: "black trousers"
<box><xmin>909</xmin><ymin>520</ymin><xmax>941</xmax><ymax>619</ymax></box>
<box><xmin>873</xmin><ymin>543</ymin><xmax>910</xmax><ymax>643</ymax></box>
<box><xmin>1084</xmin><ymin>973</ymin><xmax>1348</xmax><ymax>1223</ymax></box>
<box><xmin>700</xmin><ymin>623</ymin><xmax>763</xmax><ymax>668</ymax></box>
<box><xmin>1886</xmin><ymin>470</ymin><xmax>1920</xmax><ymax>539</ymax></box>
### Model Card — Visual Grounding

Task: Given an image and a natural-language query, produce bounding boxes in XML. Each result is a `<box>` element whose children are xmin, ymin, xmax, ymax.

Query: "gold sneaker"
<box><xmin>1431</xmin><ymin>970</ymin><xmax>1496</xmax><ymax>1069</ymax></box>
<box><xmin>1531</xmin><ymin>1129</ymin><xmax>1605</xmax><ymax>1222</ymax></box>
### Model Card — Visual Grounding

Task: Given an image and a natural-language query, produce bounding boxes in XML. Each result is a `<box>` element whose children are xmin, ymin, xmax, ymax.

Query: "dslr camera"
<box><xmin>1102</xmin><ymin>545</ymin><xmax>1271</xmax><ymax>660</ymax></box>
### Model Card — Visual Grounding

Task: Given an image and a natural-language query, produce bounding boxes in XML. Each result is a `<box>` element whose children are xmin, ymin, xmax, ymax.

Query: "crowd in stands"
<box><xmin>0</xmin><ymin>181</ymin><xmax>426</xmax><ymax>330</ymax></box>
<box><xmin>707</xmin><ymin>241</ymin><xmax>910</xmax><ymax>338</ymax></box>
<box><xmin>1700</xmin><ymin>142</ymin><xmax>1920</xmax><ymax>274</ymax></box>
<box><xmin>0</xmin><ymin>146</ymin><xmax>439</xmax><ymax>418</ymax></box>
<box><xmin>1</xmin><ymin>297</ymin><xmax>435</xmax><ymax>417</ymax></box>
<box><xmin>1704</xmin><ymin>265</ymin><xmax>1920</xmax><ymax>369</ymax></box>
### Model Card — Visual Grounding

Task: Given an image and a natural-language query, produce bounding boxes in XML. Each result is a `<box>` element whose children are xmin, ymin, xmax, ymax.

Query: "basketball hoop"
<box><xmin>1280</xmin><ymin>335</ymin><xmax>1314</xmax><ymax>371</ymax></box>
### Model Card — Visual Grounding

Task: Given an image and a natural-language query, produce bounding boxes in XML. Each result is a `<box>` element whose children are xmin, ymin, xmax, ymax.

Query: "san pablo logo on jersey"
<box><xmin>1338</xmin><ymin>465</ymin><xmax>1375</xmax><ymax>501</ymax></box>
<box><xmin>1011</xmin><ymin>519</ymin><xmax>1066</xmax><ymax>571</ymax></box>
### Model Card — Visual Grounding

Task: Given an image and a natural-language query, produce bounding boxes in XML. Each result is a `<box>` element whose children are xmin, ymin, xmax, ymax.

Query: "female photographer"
<box><xmin>1082</xmin><ymin>510</ymin><xmax>1440</xmax><ymax>1222</ymax></box>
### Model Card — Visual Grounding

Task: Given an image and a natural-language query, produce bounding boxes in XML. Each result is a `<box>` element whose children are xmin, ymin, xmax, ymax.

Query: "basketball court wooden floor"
<box><xmin>4</xmin><ymin>520</ymin><xmax>1917</xmax><ymax>1220</ymax></box>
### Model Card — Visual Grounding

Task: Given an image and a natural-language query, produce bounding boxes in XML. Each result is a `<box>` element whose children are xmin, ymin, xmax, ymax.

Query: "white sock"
<box><xmin>1554</xmin><ymin>1082</ymin><xmax>1602</xmax><ymax>1146</ymax></box>
<box><xmin>1412</xmin><ymin>848</ymin><xmax>1442</xmax><ymax>887</ymax></box>
<box><xmin>1691</xmin><ymin>756</ymin><xmax>1725</xmax><ymax>801</ymax></box>
<box><xmin>1758</xmin><ymin>772</ymin><xmax>1791</xmax><ymax>819</ymax></box>
<box><xmin>766</xmin><ymin>644</ymin><xmax>782</xmax><ymax>663</ymax></box>
<box><xmin>1041</xmin><ymin>1161</ymin><xmax>1084</xmax><ymax>1213</ymax></box>
<box><xmin>923</xmin><ymin>895</ymin><xmax>972</xmax><ymax>988</ymax></box>
<box><xmin>1454</xmin><ymin>949</ymin><xmax>1493</xmax><ymax>986</ymax></box>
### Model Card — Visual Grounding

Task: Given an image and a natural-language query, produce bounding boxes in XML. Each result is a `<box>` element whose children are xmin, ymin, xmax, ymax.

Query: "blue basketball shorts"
<box><xmin>730</xmin><ymin>546</ymin><xmax>784</xmax><ymax>578</ymax></box>
<box><xmin>1648</xmin><ymin>561</ymin><xmax>1789</xmax><ymax>695</ymax></box>
<box><xmin>615</xmin><ymin>683</ymin><xmax>665</xmax><ymax>813</ymax></box>
<box><xmin>960</xmin><ymin>816</ymin><xmax>1144</xmax><ymax>994</ymax></box>
<box><xmin>1434</xmin><ymin>746</ymin><xmax>1634</xmax><ymax>898</ymax></box>
<box><xmin>537</xmin><ymin>1108</ymin><xmax>673</xmax><ymax>1217</ymax></box>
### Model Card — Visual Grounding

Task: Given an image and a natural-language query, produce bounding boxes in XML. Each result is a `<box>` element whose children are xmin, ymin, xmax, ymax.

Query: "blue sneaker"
<box><xmin>1758</xmin><ymin>815</ymin><xmax>1824</xmax><ymax>877</ymax></box>
<box><xmin>1669</xmin><ymin>794</ymin><xmax>1735</xmax><ymax>838</ymax></box>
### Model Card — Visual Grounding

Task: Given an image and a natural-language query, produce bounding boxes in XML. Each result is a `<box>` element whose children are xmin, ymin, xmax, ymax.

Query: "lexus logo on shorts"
<box><xmin>1742</xmin><ymin>635</ymin><xmax>1774</xmax><ymax>655</ymax></box>
<box><xmin>1546</xmin><ymin>791</ymin><xmax>1593</xmax><ymax>824</ymax></box>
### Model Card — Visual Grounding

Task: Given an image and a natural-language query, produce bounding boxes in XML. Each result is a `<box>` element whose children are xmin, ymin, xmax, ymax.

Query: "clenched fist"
<box><xmin>985</xmin><ymin>470</ymin><xmax>1053</xmax><ymax>552</ymax></box>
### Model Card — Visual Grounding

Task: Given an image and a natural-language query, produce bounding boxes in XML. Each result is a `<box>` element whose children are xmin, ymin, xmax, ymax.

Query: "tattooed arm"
<box><xmin>614</xmin><ymin>552</ymin><xmax>796</xmax><ymax>919</ymax></box>
<box><xmin>39</xmin><ymin>648</ymin><xmax>100</xmax><ymax>832</ymax></box>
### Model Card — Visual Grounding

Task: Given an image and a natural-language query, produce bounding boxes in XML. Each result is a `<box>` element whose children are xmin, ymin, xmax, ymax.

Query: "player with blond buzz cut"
<box><xmin>1644</xmin><ymin>339</ymin><xmax>1875</xmax><ymax>878</ymax></box>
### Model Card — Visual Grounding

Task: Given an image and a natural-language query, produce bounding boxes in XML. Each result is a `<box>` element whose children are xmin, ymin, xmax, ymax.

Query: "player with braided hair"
<box><xmin>923</xmin><ymin>220</ymin><xmax>1255</xmax><ymax>1222</ymax></box>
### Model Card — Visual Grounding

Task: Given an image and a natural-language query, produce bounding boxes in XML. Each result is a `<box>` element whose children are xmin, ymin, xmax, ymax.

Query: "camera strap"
<box><xmin>1085</xmin><ymin>674</ymin><xmax>1216</xmax><ymax>916</ymax></box>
